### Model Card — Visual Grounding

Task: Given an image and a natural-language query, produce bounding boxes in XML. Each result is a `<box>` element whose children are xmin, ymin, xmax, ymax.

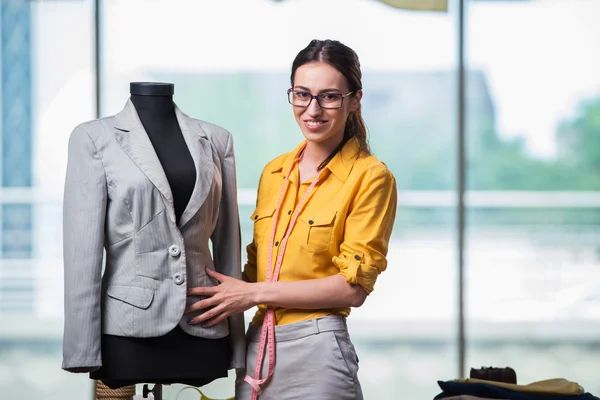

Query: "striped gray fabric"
<box><xmin>62</xmin><ymin>99</ymin><xmax>245</xmax><ymax>373</ymax></box>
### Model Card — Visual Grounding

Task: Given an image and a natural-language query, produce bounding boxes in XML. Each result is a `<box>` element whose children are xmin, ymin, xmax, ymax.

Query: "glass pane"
<box><xmin>465</xmin><ymin>0</ymin><xmax>600</xmax><ymax>394</ymax></box>
<box><xmin>0</xmin><ymin>0</ymin><xmax>95</xmax><ymax>399</ymax></box>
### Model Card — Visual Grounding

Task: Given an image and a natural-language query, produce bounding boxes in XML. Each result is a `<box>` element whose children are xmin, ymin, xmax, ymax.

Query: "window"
<box><xmin>465</xmin><ymin>0</ymin><xmax>600</xmax><ymax>394</ymax></box>
<box><xmin>3</xmin><ymin>1</ymin><xmax>597</xmax><ymax>399</ymax></box>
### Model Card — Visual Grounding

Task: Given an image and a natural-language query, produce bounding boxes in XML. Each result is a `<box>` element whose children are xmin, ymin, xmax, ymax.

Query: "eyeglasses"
<box><xmin>287</xmin><ymin>89</ymin><xmax>353</xmax><ymax>109</ymax></box>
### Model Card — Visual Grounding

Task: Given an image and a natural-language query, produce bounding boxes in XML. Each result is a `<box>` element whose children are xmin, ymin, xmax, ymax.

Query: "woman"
<box><xmin>186</xmin><ymin>39</ymin><xmax>397</xmax><ymax>399</ymax></box>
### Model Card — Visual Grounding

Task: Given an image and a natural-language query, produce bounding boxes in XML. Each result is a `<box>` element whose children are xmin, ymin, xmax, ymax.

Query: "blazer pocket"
<box><xmin>250</xmin><ymin>205</ymin><xmax>275</xmax><ymax>245</ymax></box>
<box><xmin>107</xmin><ymin>285</ymin><xmax>154</xmax><ymax>309</ymax></box>
<box><xmin>298</xmin><ymin>210</ymin><xmax>337</xmax><ymax>253</ymax></box>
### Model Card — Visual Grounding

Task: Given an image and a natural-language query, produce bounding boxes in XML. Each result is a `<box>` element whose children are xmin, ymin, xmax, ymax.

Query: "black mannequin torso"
<box><xmin>129</xmin><ymin>91</ymin><xmax>196</xmax><ymax>222</ymax></box>
<box><xmin>90</xmin><ymin>83</ymin><xmax>230</xmax><ymax>389</ymax></box>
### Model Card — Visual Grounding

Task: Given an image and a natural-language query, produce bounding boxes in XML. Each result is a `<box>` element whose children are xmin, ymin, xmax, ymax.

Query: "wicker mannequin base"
<box><xmin>95</xmin><ymin>380</ymin><xmax>136</xmax><ymax>400</ymax></box>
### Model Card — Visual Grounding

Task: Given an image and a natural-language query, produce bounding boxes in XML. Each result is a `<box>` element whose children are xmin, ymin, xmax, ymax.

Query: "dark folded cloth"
<box><xmin>434</xmin><ymin>380</ymin><xmax>600</xmax><ymax>400</ymax></box>
<box><xmin>470</xmin><ymin>367</ymin><xmax>517</xmax><ymax>384</ymax></box>
<box><xmin>439</xmin><ymin>396</ymin><xmax>508</xmax><ymax>400</ymax></box>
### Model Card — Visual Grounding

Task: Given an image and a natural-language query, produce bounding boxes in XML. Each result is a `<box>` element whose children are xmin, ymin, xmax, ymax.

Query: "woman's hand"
<box><xmin>185</xmin><ymin>267</ymin><xmax>257</xmax><ymax>327</ymax></box>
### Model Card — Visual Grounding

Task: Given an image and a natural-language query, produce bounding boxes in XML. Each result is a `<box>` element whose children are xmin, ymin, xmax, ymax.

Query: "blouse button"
<box><xmin>254</xmin><ymin>215</ymin><xmax>258</xmax><ymax>220</ymax></box>
<box><xmin>354</xmin><ymin>255</ymin><xmax>361</xmax><ymax>260</ymax></box>
<box><xmin>288</xmin><ymin>210</ymin><xmax>292</xmax><ymax>215</ymax></box>
<box><xmin>275</xmin><ymin>241</ymin><xmax>279</xmax><ymax>246</ymax></box>
<box><xmin>308</xmin><ymin>220</ymin><xmax>314</xmax><ymax>225</ymax></box>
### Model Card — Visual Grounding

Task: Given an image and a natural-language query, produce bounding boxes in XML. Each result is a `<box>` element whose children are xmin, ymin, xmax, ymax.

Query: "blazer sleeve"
<box><xmin>61</xmin><ymin>125</ymin><xmax>107</xmax><ymax>372</ymax></box>
<box><xmin>210</xmin><ymin>132</ymin><xmax>246</xmax><ymax>370</ymax></box>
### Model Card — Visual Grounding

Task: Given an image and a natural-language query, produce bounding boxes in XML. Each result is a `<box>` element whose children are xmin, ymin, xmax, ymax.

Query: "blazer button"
<box><xmin>173</xmin><ymin>273</ymin><xmax>185</xmax><ymax>285</ymax></box>
<box><xmin>169</xmin><ymin>245</ymin><xmax>181</xmax><ymax>257</ymax></box>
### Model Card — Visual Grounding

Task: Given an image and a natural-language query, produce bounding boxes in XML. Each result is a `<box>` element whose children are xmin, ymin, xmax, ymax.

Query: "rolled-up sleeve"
<box><xmin>333</xmin><ymin>164</ymin><xmax>397</xmax><ymax>294</ymax></box>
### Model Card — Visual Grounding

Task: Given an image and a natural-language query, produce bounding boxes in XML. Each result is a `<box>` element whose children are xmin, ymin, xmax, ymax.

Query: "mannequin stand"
<box><xmin>143</xmin><ymin>384</ymin><xmax>163</xmax><ymax>399</ymax></box>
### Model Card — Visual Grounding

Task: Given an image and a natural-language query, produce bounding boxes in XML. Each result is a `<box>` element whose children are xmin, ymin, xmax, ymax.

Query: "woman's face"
<box><xmin>291</xmin><ymin>62</ymin><xmax>361</xmax><ymax>148</ymax></box>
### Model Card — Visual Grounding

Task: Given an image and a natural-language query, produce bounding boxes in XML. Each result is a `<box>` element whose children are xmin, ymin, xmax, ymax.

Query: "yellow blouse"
<box><xmin>244</xmin><ymin>137</ymin><xmax>397</xmax><ymax>326</ymax></box>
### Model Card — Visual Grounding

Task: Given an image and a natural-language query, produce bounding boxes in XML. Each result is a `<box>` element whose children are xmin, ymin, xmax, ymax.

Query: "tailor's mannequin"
<box><xmin>90</xmin><ymin>82</ymin><xmax>230</xmax><ymax>388</ymax></box>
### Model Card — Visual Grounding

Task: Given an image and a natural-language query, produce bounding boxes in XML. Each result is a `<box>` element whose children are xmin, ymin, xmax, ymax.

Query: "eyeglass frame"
<box><xmin>287</xmin><ymin>88</ymin><xmax>354</xmax><ymax>109</ymax></box>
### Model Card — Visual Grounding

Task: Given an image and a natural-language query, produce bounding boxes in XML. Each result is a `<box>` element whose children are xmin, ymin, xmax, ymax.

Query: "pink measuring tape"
<box><xmin>244</xmin><ymin>145</ymin><xmax>322</xmax><ymax>399</ymax></box>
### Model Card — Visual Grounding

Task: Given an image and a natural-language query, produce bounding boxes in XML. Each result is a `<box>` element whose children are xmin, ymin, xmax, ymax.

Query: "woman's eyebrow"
<box><xmin>294</xmin><ymin>85</ymin><xmax>343</xmax><ymax>93</ymax></box>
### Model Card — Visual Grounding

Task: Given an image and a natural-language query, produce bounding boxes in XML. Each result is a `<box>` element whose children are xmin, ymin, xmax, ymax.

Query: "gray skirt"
<box><xmin>235</xmin><ymin>316</ymin><xmax>363</xmax><ymax>400</ymax></box>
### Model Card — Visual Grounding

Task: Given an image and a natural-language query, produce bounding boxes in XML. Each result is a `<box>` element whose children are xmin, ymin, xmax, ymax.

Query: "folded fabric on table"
<box><xmin>434</xmin><ymin>380</ymin><xmax>600</xmax><ymax>400</ymax></box>
<box><xmin>458</xmin><ymin>378</ymin><xmax>584</xmax><ymax>396</ymax></box>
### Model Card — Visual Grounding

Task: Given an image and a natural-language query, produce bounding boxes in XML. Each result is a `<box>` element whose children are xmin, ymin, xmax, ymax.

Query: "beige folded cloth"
<box><xmin>376</xmin><ymin>0</ymin><xmax>448</xmax><ymax>11</ymax></box>
<box><xmin>457</xmin><ymin>378</ymin><xmax>584</xmax><ymax>396</ymax></box>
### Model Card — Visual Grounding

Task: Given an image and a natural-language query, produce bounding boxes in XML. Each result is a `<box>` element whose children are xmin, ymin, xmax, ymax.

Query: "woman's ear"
<box><xmin>350</xmin><ymin>90</ymin><xmax>363</xmax><ymax>112</ymax></box>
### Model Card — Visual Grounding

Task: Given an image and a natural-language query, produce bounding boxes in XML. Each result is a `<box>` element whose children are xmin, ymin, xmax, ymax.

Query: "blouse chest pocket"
<box><xmin>297</xmin><ymin>210</ymin><xmax>337</xmax><ymax>253</ymax></box>
<box><xmin>250</xmin><ymin>205</ymin><xmax>275</xmax><ymax>245</ymax></box>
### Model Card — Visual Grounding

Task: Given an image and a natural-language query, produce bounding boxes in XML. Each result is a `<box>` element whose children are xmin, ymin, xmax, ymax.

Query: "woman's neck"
<box><xmin>298</xmin><ymin>134</ymin><xmax>344</xmax><ymax>183</ymax></box>
<box><xmin>301</xmin><ymin>134</ymin><xmax>344</xmax><ymax>169</ymax></box>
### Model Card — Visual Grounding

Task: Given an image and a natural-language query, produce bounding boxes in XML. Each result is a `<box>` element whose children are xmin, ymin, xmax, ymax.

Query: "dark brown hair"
<box><xmin>291</xmin><ymin>39</ymin><xmax>370</xmax><ymax>170</ymax></box>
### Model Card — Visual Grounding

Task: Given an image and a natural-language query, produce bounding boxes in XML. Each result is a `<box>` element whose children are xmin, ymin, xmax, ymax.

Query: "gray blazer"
<box><xmin>62</xmin><ymin>99</ymin><xmax>245</xmax><ymax>372</ymax></box>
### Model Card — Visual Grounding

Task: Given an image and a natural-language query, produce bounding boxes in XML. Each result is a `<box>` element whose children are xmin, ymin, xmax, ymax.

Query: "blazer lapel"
<box><xmin>113</xmin><ymin>99</ymin><xmax>175</xmax><ymax>212</ymax></box>
<box><xmin>175</xmin><ymin>106</ymin><xmax>214</xmax><ymax>229</ymax></box>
